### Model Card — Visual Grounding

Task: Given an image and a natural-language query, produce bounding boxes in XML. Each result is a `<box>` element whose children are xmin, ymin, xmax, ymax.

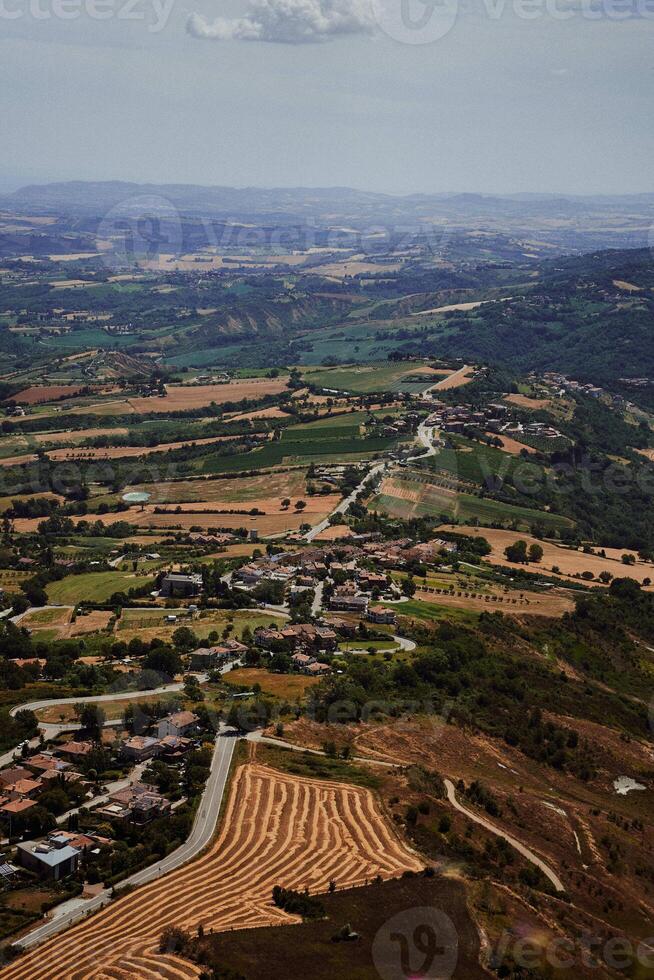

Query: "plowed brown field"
<box><xmin>5</xmin><ymin>763</ymin><xmax>420</xmax><ymax>980</ymax></box>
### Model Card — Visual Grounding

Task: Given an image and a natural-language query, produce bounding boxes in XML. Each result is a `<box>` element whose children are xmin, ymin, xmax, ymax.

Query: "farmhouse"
<box><xmin>157</xmin><ymin>735</ymin><xmax>193</xmax><ymax>759</ymax></box>
<box><xmin>157</xmin><ymin>711</ymin><xmax>199</xmax><ymax>739</ymax></box>
<box><xmin>159</xmin><ymin>573</ymin><xmax>203</xmax><ymax>598</ymax></box>
<box><xmin>23</xmin><ymin>754</ymin><xmax>70</xmax><ymax>775</ymax></box>
<box><xmin>0</xmin><ymin>766</ymin><xmax>33</xmax><ymax>788</ymax></box>
<box><xmin>329</xmin><ymin>591</ymin><xmax>369</xmax><ymax>613</ymax></box>
<box><xmin>95</xmin><ymin>782</ymin><xmax>171</xmax><ymax>824</ymax></box>
<box><xmin>189</xmin><ymin>646</ymin><xmax>228</xmax><ymax>670</ymax></box>
<box><xmin>56</xmin><ymin>741</ymin><xmax>93</xmax><ymax>762</ymax></box>
<box><xmin>255</xmin><ymin>623</ymin><xmax>337</xmax><ymax>652</ymax></box>
<box><xmin>121</xmin><ymin>735</ymin><xmax>160</xmax><ymax>763</ymax></box>
<box><xmin>367</xmin><ymin>605</ymin><xmax>397</xmax><ymax>625</ymax></box>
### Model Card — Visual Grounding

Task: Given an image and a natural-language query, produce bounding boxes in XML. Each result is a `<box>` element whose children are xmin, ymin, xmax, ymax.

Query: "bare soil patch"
<box><xmin>486</xmin><ymin>432</ymin><xmax>537</xmax><ymax>455</ymax></box>
<box><xmin>503</xmin><ymin>393</ymin><xmax>554</xmax><ymax>411</ymax></box>
<box><xmin>13</xmin><ymin>385</ymin><xmax>85</xmax><ymax>405</ymax></box>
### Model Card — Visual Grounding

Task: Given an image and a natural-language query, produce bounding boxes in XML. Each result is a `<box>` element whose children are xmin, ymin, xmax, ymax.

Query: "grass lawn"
<box><xmin>385</xmin><ymin>598</ymin><xmax>479</xmax><ymax>625</ymax></box>
<box><xmin>258</xmin><ymin>743</ymin><xmax>381</xmax><ymax>789</ymax></box>
<box><xmin>47</xmin><ymin>571</ymin><xmax>156</xmax><ymax>604</ymax></box>
<box><xmin>338</xmin><ymin>638</ymin><xmax>397</xmax><ymax>652</ymax></box>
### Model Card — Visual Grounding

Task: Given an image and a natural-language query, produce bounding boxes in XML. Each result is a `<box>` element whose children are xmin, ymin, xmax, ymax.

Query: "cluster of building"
<box><xmin>232</xmin><ymin>537</ymin><xmax>458</xmax><ymax>622</ymax></box>
<box><xmin>0</xmin><ymin>749</ymin><xmax>89</xmax><ymax>828</ymax></box>
<box><xmin>188</xmin><ymin>639</ymin><xmax>247</xmax><ymax>671</ymax></box>
<box><xmin>539</xmin><ymin>371</ymin><xmax>644</xmax><ymax>414</ymax></box>
<box><xmin>120</xmin><ymin>710</ymin><xmax>200</xmax><ymax>762</ymax></box>
<box><xmin>95</xmin><ymin>781</ymin><xmax>173</xmax><ymax>824</ymax></box>
<box><xmin>422</xmin><ymin>400</ymin><xmax>508</xmax><ymax>435</ymax></box>
<box><xmin>0</xmin><ymin>706</ymin><xmax>208</xmax><ymax>886</ymax></box>
<box><xmin>540</xmin><ymin>372</ymin><xmax>605</xmax><ymax>400</ymax></box>
<box><xmin>496</xmin><ymin>419</ymin><xmax>564</xmax><ymax>441</ymax></box>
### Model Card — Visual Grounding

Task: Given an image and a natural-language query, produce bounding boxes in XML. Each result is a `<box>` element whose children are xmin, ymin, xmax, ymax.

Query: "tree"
<box><xmin>401</xmin><ymin>577</ymin><xmax>416</xmax><ymax>598</ymax></box>
<box><xmin>504</xmin><ymin>540</ymin><xmax>528</xmax><ymax>564</ymax></box>
<box><xmin>172</xmin><ymin>626</ymin><xmax>197</xmax><ymax>651</ymax></box>
<box><xmin>281</xmin><ymin>498</ymin><xmax>291</xmax><ymax>510</ymax></box>
<box><xmin>75</xmin><ymin>703</ymin><xmax>106</xmax><ymax>740</ymax></box>
<box><xmin>159</xmin><ymin>926</ymin><xmax>190</xmax><ymax>955</ymax></box>
<box><xmin>527</xmin><ymin>543</ymin><xmax>543</xmax><ymax>563</ymax></box>
<box><xmin>294</xmin><ymin>500</ymin><xmax>307</xmax><ymax>512</ymax></box>
<box><xmin>142</xmin><ymin>647</ymin><xmax>182</xmax><ymax>680</ymax></box>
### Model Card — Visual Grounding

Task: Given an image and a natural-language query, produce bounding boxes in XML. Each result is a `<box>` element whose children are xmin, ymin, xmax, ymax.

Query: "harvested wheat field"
<box><xmin>35</xmin><ymin>427</ymin><xmax>129</xmax><ymax>445</ymax></box>
<box><xmin>503</xmin><ymin>393</ymin><xmax>554</xmax><ymax>411</ymax></box>
<box><xmin>0</xmin><ymin>434</ymin><xmax>253</xmax><ymax>468</ymax></box>
<box><xmin>486</xmin><ymin>432</ymin><xmax>537</xmax><ymax>455</ymax></box>
<box><xmin>65</xmin><ymin>610</ymin><xmax>114</xmax><ymax>637</ymax></box>
<box><xmin>432</xmin><ymin>365</ymin><xmax>475</xmax><ymax>390</ymax></box>
<box><xmin>5</xmin><ymin>762</ymin><xmax>421</xmax><ymax>980</ymax></box>
<box><xmin>13</xmin><ymin>385</ymin><xmax>85</xmax><ymax>405</ymax></box>
<box><xmin>130</xmin><ymin>510</ymin><xmax>332</xmax><ymax>535</ymax></box>
<box><xmin>225</xmin><ymin>406</ymin><xmax>290</xmax><ymax>422</ymax></box>
<box><xmin>415</xmin><ymin>586</ymin><xmax>574</xmax><ymax>617</ymax></box>
<box><xmin>12</xmin><ymin>506</ymin><xmax>333</xmax><ymax>535</ymax></box>
<box><xmin>129</xmin><ymin>470</ymin><xmax>309</xmax><ymax>505</ymax></box>
<box><xmin>442</xmin><ymin>524</ymin><xmax>654</xmax><ymax>586</ymax></box>
<box><xmin>313</xmin><ymin>523</ymin><xmax>354</xmax><ymax>541</ymax></box>
<box><xmin>128</xmin><ymin>379</ymin><xmax>289</xmax><ymax>413</ymax></box>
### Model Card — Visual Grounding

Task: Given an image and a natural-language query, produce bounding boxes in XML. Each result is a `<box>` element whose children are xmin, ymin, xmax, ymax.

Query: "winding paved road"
<box><xmin>305</xmin><ymin>462</ymin><xmax>387</xmax><ymax>542</ymax></box>
<box><xmin>443</xmin><ymin>778</ymin><xmax>565</xmax><ymax>893</ymax></box>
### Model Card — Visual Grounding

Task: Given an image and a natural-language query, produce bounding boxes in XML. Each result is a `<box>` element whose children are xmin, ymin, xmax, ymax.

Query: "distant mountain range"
<box><xmin>3</xmin><ymin>181</ymin><xmax>654</xmax><ymax>250</ymax></box>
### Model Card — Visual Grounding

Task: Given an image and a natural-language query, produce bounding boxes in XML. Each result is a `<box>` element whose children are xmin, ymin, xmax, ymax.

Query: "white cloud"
<box><xmin>186</xmin><ymin>0</ymin><xmax>375</xmax><ymax>43</ymax></box>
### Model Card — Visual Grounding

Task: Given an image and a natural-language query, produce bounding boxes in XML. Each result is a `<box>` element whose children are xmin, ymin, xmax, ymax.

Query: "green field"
<box><xmin>47</xmin><ymin>571</ymin><xmax>156</xmax><ymax>604</ymax></box>
<box><xmin>421</xmin><ymin>436</ymin><xmax>546</xmax><ymax>486</ymax></box>
<box><xmin>370</xmin><ymin>475</ymin><xmax>573</xmax><ymax>533</ymax></box>
<box><xmin>198</xmin><ymin>424</ymin><xmax>399</xmax><ymax>475</ymax></box>
<box><xmin>301</xmin><ymin>363</ymin><xmax>437</xmax><ymax>394</ymax></box>
<box><xmin>381</xmin><ymin>598</ymin><xmax>478</xmax><ymax>625</ymax></box>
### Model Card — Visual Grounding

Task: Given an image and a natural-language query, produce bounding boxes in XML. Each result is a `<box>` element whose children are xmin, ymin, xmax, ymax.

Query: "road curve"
<box><xmin>305</xmin><ymin>462</ymin><xmax>386</xmax><ymax>542</ymax></box>
<box><xmin>14</xmin><ymin>730</ymin><xmax>236</xmax><ymax>951</ymax></box>
<box><xmin>304</xmin><ymin>410</ymin><xmax>444</xmax><ymax>543</ymax></box>
<box><xmin>444</xmin><ymin>778</ymin><xmax>565</xmax><ymax>893</ymax></box>
<box><xmin>1</xmin><ymin>663</ymin><xmax>240</xmax><ymax>769</ymax></box>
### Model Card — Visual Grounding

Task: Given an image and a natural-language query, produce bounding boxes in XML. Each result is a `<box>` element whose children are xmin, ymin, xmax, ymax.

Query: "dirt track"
<box><xmin>4</xmin><ymin>762</ymin><xmax>421</xmax><ymax>980</ymax></box>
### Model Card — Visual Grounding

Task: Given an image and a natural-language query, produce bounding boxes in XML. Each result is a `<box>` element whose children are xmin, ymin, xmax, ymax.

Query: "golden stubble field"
<box><xmin>442</xmin><ymin>525</ymin><xmax>654</xmax><ymax>586</ymax></box>
<box><xmin>3</xmin><ymin>761</ymin><xmax>421</xmax><ymax>980</ymax></box>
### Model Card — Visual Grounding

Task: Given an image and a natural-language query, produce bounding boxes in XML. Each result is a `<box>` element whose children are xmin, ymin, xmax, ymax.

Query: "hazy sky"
<box><xmin>1</xmin><ymin>0</ymin><xmax>653</xmax><ymax>194</ymax></box>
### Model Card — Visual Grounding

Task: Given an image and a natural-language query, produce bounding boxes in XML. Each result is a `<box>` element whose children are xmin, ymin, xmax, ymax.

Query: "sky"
<box><xmin>1</xmin><ymin>0</ymin><xmax>653</xmax><ymax>195</ymax></box>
